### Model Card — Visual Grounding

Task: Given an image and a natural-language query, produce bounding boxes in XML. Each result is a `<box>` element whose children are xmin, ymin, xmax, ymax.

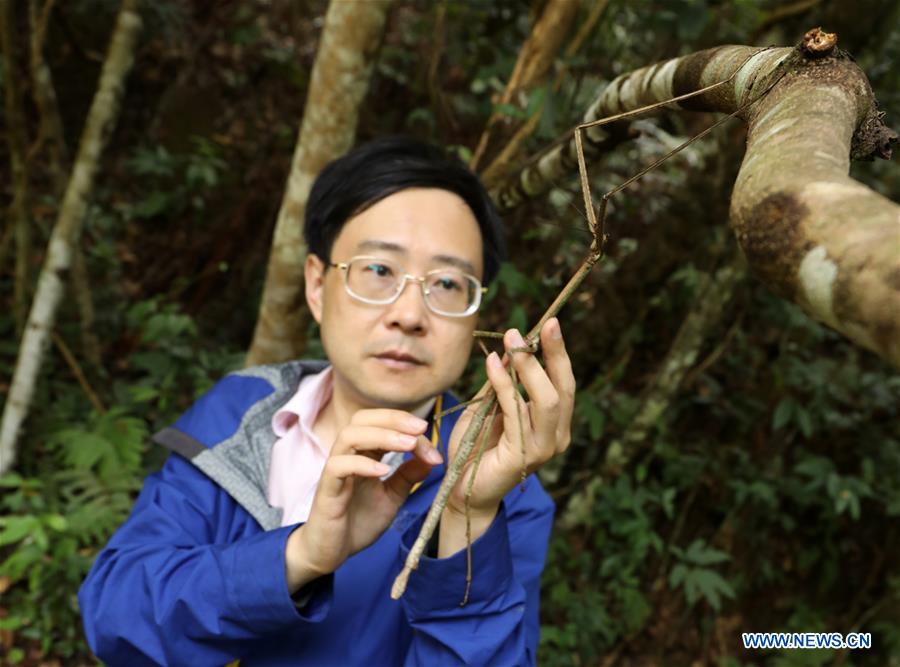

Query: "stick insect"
<box><xmin>391</xmin><ymin>47</ymin><xmax>788</xmax><ymax>603</ymax></box>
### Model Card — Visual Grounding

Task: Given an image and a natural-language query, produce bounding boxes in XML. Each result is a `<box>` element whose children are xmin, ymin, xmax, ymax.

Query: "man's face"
<box><xmin>305</xmin><ymin>187</ymin><xmax>484</xmax><ymax>411</ymax></box>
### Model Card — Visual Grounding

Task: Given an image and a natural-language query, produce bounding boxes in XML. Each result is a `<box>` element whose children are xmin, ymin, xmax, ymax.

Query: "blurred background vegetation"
<box><xmin>1</xmin><ymin>0</ymin><xmax>898</xmax><ymax>665</ymax></box>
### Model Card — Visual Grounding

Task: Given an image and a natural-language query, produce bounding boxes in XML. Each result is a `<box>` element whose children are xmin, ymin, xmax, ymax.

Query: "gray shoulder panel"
<box><xmin>180</xmin><ymin>359</ymin><xmax>330</xmax><ymax>531</ymax></box>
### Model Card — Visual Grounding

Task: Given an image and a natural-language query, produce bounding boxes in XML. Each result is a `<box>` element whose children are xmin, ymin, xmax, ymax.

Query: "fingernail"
<box><xmin>427</xmin><ymin>448</ymin><xmax>443</xmax><ymax>464</ymax></box>
<box><xmin>375</xmin><ymin>462</ymin><xmax>391</xmax><ymax>474</ymax></box>
<box><xmin>397</xmin><ymin>434</ymin><xmax>418</xmax><ymax>447</ymax></box>
<box><xmin>488</xmin><ymin>351</ymin><xmax>502</xmax><ymax>369</ymax></box>
<box><xmin>551</xmin><ymin>318</ymin><xmax>562</xmax><ymax>339</ymax></box>
<box><xmin>408</xmin><ymin>417</ymin><xmax>428</xmax><ymax>432</ymax></box>
<box><xmin>509</xmin><ymin>329</ymin><xmax>525</xmax><ymax>346</ymax></box>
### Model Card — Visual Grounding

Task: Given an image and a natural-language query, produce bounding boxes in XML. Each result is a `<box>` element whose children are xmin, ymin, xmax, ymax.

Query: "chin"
<box><xmin>361</xmin><ymin>371</ymin><xmax>444</xmax><ymax>410</ymax></box>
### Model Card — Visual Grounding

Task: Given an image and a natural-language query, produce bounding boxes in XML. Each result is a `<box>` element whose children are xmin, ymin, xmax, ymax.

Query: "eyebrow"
<box><xmin>355</xmin><ymin>239</ymin><xmax>478</xmax><ymax>276</ymax></box>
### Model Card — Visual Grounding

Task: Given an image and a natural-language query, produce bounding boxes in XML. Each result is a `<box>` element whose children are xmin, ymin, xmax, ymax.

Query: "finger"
<box><xmin>319</xmin><ymin>454</ymin><xmax>391</xmax><ymax>497</ymax></box>
<box><xmin>540</xmin><ymin>318</ymin><xmax>575</xmax><ymax>450</ymax></box>
<box><xmin>505</xmin><ymin>329</ymin><xmax>559</xmax><ymax>450</ymax></box>
<box><xmin>486</xmin><ymin>350</ymin><xmax>528</xmax><ymax>447</ymax></box>
<box><xmin>332</xmin><ymin>425</ymin><xmax>424</xmax><ymax>458</ymax></box>
<box><xmin>349</xmin><ymin>409</ymin><xmax>429</xmax><ymax>435</ymax></box>
<box><xmin>411</xmin><ymin>434</ymin><xmax>443</xmax><ymax>466</ymax></box>
<box><xmin>383</xmin><ymin>457</ymin><xmax>433</xmax><ymax>502</ymax></box>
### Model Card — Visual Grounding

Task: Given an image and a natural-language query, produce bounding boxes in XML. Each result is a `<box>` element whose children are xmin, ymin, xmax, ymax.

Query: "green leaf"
<box><xmin>0</xmin><ymin>473</ymin><xmax>24</xmax><ymax>487</ymax></box>
<box><xmin>795</xmin><ymin>405</ymin><xmax>814</xmax><ymax>438</ymax></box>
<box><xmin>588</xmin><ymin>409</ymin><xmax>605</xmax><ymax>441</ymax></box>
<box><xmin>773</xmin><ymin>398</ymin><xmax>793</xmax><ymax>430</ymax></box>
<box><xmin>669</xmin><ymin>563</ymin><xmax>688</xmax><ymax>588</ymax></box>
<box><xmin>43</xmin><ymin>514</ymin><xmax>68</xmax><ymax>532</ymax></box>
<box><xmin>0</xmin><ymin>616</ymin><xmax>24</xmax><ymax>630</ymax></box>
<box><xmin>661</xmin><ymin>488</ymin><xmax>676</xmax><ymax>519</ymax></box>
<box><xmin>691</xmin><ymin>568</ymin><xmax>735</xmax><ymax>611</ymax></box>
<box><xmin>0</xmin><ymin>516</ymin><xmax>39</xmax><ymax>546</ymax></box>
<box><xmin>683</xmin><ymin>539</ymin><xmax>731</xmax><ymax>566</ymax></box>
<box><xmin>132</xmin><ymin>191</ymin><xmax>171</xmax><ymax>218</ymax></box>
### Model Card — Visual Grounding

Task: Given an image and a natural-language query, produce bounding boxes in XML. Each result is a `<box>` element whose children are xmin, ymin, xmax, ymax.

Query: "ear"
<box><xmin>304</xmin><ymin>253</ymin><xmax>326</xmax><ymax>324</ymax></box>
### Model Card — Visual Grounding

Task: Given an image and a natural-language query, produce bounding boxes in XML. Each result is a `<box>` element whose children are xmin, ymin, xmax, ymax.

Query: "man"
<box><xmin>79</xmin><ymin>137</ymin><xmax>575</xmax><ymax>666</ymax></box>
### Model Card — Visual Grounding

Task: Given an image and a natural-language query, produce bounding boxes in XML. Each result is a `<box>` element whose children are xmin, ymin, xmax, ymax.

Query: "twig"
<box><xmin>438</xmin><ymin>395</ymin><xmax>486</xmax><ymax>418</ymax></box>
<box><xmin>52</xmin><ymin>332</ymin><xmax>106</xmax><ymax>414</ymax></box>
<box><xmin>461</xmin><ymin>402</ymin><xmax>499</xmax><ymax>606</ymax></box>
<box><xmin>682</xmin><ymin>312</ymin><xmax>745</xmax><ymax>388</ymax></box>
<box><xmin>473</xmin><ymin>329</ymin><xmax>506</xmax><ymax>339</ymax></box>
<box><xmin>510</xmin><ymin>363</ymin><xmax>528</xmax><ymax>487</ymax></box>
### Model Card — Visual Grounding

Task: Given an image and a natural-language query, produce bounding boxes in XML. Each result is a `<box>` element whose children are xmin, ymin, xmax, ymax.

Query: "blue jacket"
<box><xmin>79</xmin><ymin>361</ymin><xmax>555</xmax><ymax>666</ymax></box>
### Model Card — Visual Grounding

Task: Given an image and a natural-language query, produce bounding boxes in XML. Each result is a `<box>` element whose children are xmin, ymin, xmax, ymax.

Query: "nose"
<box><xmin>383</xmin><ymin>276</ymin><xmax>429</xmax><ymax>334</ymax></box>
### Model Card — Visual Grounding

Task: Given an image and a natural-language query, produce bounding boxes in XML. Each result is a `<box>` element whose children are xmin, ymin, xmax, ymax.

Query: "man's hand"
<box><xmin>285</xmin><ymin>410</ymin><xmax>443</xmax><ymax>593</ymax></box>
<box><xmin>439</xmin><ymin>317</ymin><xmax>574</xmax><ymax>557</ymax></box>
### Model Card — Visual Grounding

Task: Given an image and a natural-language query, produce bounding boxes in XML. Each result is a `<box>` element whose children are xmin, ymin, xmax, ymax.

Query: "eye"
<box><xmin>363</xmin><ymin>262</ymin><xmax>393</xmax><ymax>278</ymax></box>
<box><xmin>434</xmin><ymin>276</ymin><xmax>463</xmax><ymax>292</ymax></box>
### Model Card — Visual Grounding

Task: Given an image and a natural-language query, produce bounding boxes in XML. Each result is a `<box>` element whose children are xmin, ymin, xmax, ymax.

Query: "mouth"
<box><xmin>373</xmin><ymin>350</ymin><xmax>426</xmax><ymax>369</ymax></box>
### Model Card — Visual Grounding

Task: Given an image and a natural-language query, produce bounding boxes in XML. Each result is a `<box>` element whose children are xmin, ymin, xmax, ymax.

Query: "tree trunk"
<box><xmin>494</xmin><ymin>30</ymin><xmax>900</xmax><ymax>367</ymax></box>
<box><xmin>0</xmin><ymin>0</ymin><xmax>142</xmax><ymax>475</ymax></box>
<box><xmin>469</xmin><ymin>0</ymin><xmax>580</xmax><ymax>172</ymax></box>
<box><xmin>481</xmin><ymin>0</ymin><xmax>611</xmax><ymax>187</ymax></box>
<box><xmin>244</xmin><ymin>0</ymin><xmax>393</xmax><ymax>367</ymax></box>
<box><xmin>1</xmin><ymin>0</ymin><xmax>31</xmax><ymax>333</ymax></box>
<box><xmin>28</xmin><ymin>0</ymin><xmax>102</xmax><ymax>372</ymax></box>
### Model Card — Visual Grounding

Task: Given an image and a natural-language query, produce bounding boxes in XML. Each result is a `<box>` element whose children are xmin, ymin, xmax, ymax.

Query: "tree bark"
<box><xmin>470</xmin><ymin>0</ymin><xmax>580</xmax><ymax>172</ymax></box>
<box><xmin>0</xmin><ymin>0</ymin><xmax>141</xmax><ymax>475</ymax></box>
<box><xmin>494</xmin><ymin>31</ymin><xmax>900</xmax><ymax>367</ymax></box>
<box><xmin>244</xmin><ymin>0</ymin><xmax>393</xmax><ymax>367</ymax></box>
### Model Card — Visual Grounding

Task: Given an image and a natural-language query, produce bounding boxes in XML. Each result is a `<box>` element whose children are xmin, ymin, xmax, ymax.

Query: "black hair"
<box><xmin>304</xmin><ymin>136</ymin><xmax>507</xmax><ymax>284</ymax></box>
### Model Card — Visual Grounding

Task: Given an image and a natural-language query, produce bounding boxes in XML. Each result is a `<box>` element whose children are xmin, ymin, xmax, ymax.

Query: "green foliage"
<box><xmin>668</xmin><ymin>539</ymin><xmax>735</xmax><ymax>611</ymax></box>
<box><xmin>539</xmin><ymin>285</ymin><xmax>900</xmax><ymax>665</ymax></box>
<box><xmin>0</xmin><ymin>293</ymin><xmax>239</xmax><ymax>659</ymax></box>
<box><xmin>127</xmin><ymin>138</ymin><xmax>227</xmax><ymax>219</ymax></box>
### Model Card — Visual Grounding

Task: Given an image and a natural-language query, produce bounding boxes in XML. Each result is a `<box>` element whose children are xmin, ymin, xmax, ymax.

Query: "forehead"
<box><xmin>330</xmin><ymin>188</ymin><xmax>484</xmax><ymax>276</ymax></box>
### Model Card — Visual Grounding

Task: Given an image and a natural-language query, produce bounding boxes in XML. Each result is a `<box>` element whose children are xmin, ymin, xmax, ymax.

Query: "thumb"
<box><xmin>383</xmin><ymin>457</ymin><xmax>434</xmax><ymax>501</ymax></box>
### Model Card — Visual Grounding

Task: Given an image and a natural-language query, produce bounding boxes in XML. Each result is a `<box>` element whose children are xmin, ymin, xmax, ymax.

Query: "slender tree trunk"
<box><xmin>28</xmin><ymin>0</ymin><xmax>102</xmax><ymax>371</ymax></box>
<box><xmin>28</xmin><ymin>0</ymin><xmax>67</xmax><ymax>181</ymax></box>
<box><xmin>494</xmin><ymin>30</ymin><xmax>899</xmax><ymax>366</ymax></box>
<box><xmin>470</xmin><ymin>0</ymin><xmax>579</xmax><ymax>172</ymax></box>
<box><xmin>1</xmin><ymin>0</ymin><xmax>31</xmax><ymax>333</ymax></box>
<box><xmin>245</xmin><ymin>0</ymin><xmax>393</xmax><ymax>367</ymax></box>
<box><xmin>0</xmin><ymin>0</ymin><xmax>142</xmax><ymax>475</ymax></box>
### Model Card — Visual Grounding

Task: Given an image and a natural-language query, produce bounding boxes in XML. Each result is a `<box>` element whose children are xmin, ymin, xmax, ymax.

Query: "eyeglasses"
<box><xmin>327</xmin><ymin>255</ymin><xmax>487</xmax><ymax>317</ymax></box>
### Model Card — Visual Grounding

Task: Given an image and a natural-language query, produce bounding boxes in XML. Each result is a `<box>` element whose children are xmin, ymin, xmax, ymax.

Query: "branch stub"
<box><xmin>801</xmin><ymin>27</ymin><xmax>837</xmax><ymax>57</ymax></box>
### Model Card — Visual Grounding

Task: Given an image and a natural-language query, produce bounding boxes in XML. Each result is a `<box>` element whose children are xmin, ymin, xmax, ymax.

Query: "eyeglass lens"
<box><xmin>345</xmin><ymin>257</ymin><xmax>478</xmax><ymax>314</ymax></box>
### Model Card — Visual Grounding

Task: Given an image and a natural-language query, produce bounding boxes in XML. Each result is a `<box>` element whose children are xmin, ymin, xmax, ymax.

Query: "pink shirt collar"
<box><xmin>271</xmin><ymin>365</ymin><xmax>333</xmax><ymax>454</ymax></box>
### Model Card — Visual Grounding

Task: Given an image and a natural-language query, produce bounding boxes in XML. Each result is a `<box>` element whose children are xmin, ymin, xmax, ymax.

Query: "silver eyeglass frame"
<box><xmin>327</xmin><ymin>255</ymin><xmax>487</xmax><ymax>317</ymax></box>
